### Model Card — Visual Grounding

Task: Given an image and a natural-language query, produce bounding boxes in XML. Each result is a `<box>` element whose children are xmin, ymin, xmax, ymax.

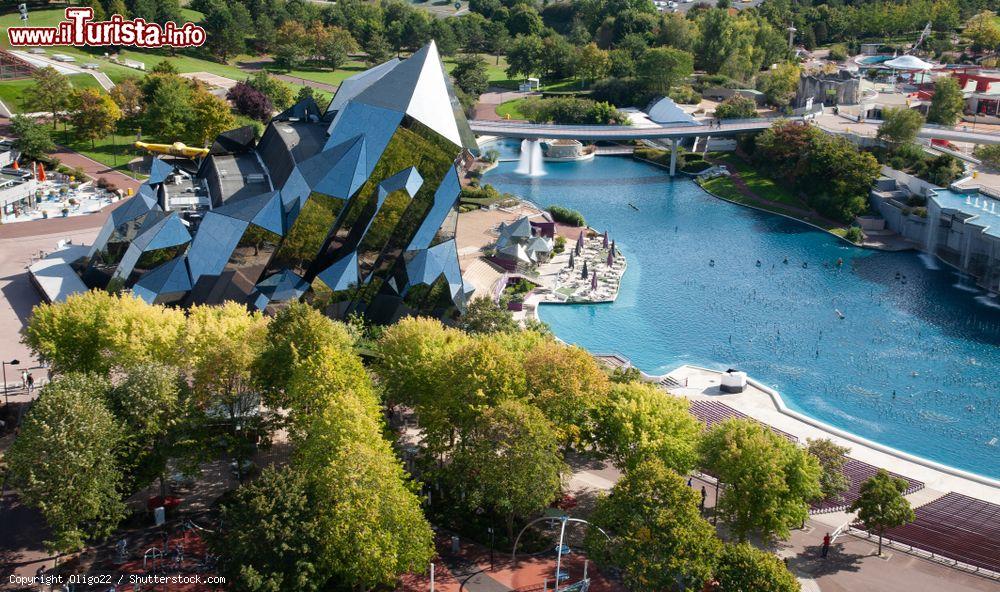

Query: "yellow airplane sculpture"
<box><xmin>134</xmin><ymin>141</ymin><xmax>210</xmax><ymax>159</ymax></box>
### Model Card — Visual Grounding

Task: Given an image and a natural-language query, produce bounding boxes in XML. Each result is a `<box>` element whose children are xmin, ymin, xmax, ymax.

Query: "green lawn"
<box><xmin>708</xmin><ymin>152</ymin><xmax>805</xmax><ymax>208</ymax></box>
<box><xmin>699</xmin><ymin>175</ymin><xmax>811</xmax><ymax>221</ymax></box>
<box><xmin>496</xmin><ymin>98</ymin><xmax>529</xmax><ymax>120</ymax></box>
<box><xmin>53</xmin><ymin>126</ymin><xmax>142</xmax><ymax>176</ymax></box>
<box><xmin>0</xmin><ymin>72</ymin><xmax>107</xmax><ymax>113</ymax></box>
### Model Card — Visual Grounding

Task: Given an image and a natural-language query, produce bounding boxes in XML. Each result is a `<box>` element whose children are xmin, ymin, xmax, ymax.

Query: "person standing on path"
<box><xmin>700</xmin><ymin>486</ymin><xmax>707</xmax><ymax>514</ymax></box>
<box><xmin>822</xmin><ymin>532</ymin><xmax>831</xmax><ymax>558</ymax></box>
<box><xmin>26</xmin><ymin>373</ymin><xmax>34</xmax><ymax>392</ymax></box>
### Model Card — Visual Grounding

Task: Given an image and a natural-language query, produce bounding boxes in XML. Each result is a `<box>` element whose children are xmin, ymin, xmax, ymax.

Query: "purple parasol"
<box><xmin>581</xmin><ymin>260</ymin><xmax>588</xmax><ymax>279</ymax></box>
<box><xmin>602</xmin><ymin>231</ymin><xmax>609</xmax><ymax>249</ymax></box>
<box><xmin>591</xmin><ymin>271</ymin><xmax>598</xmax><ymax>290</ymax></box>
<box><xmin>606</xmin><ymin>249</ymin><xmax>614</xmax><ymax>266</ymax></box>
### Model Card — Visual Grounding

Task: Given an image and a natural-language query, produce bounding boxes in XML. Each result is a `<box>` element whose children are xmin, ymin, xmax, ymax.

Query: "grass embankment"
<box><xmin>697</xmin><ymin>153</ymin><xmax>841</xmax><ymax>231</ymax></box>
<box><xmin>496</xmin><ymin>98</ymin><xmax>529</xmax><ymax>120</ymax></box>
<box><xmin>0</xmin><ymin>73</ymin><xmax>108</xmax><ymax>113</ymax></box>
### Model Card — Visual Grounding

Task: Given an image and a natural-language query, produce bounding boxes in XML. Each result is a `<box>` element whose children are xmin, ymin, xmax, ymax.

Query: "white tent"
<box><xmin>883</xmin><ymin>55</ymin><xmax>935</xmax><ymax>70</ymax></box>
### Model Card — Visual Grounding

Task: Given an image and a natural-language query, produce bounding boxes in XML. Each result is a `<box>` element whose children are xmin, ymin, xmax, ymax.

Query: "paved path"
<box><xmin>9</xmin><ymin>49</ymin><xmax>115</xmax><ymax>91</ymax></box>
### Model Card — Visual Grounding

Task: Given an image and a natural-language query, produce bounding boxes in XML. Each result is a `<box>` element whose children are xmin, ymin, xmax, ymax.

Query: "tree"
<box><xmin>877</xmin><ymin>107</ymin><xmax>924</xmax><ymax>148</ymax></box>
<box><xmin>216</xmin><ymin>467</ymin><xmax>327</xmax><ymax>592</ymax></box>
<box><xmin>507</xmin><ymin>4</ymin><xmax>544</xmax><ymax>36</ymax></box>
<box><xmin>926</xmin><ymin>77</ymin><xmax>965</xmax><ymax>126</ymax></box>
<box><xmin>106</xmin><ymin>363</ymin><xmax>187</xmax><ymax>494</ymax></box>
<box><xmin>310</xmin><ymin>440</ymin><xmax>435</xmax><ymax>590</ymax></box>
<box><xmin>6</xmin><ymin>374</ymin><xmax>126</xmax><ymax>552</ymax></box>
<box><xmin>592</xmin><ymin>382</ymin><xmax>702</xmax><ymax>473</ymax></box>
<box><xmin>576</xmin><ymin>43</ymin><xmax>611</xmax><ymax>87</ymax></box>
<box><xmin>255</xmin><ymin>302</ymin><xmax>355</xmax><ymax>402</ymax></box>
<box><xmin>227</xmin><ymin>81</ymin><xmax>274</xmax><ymax>122</ymax></box>
<box><xmin>485</xmin><ymin>21</ymin><xmax>510</xmax><ymax>65</ymax></box>
<box><xmin>849</xmin><ymin>469</ymin><xmax>915</xmax><ymax>556</ymax></box>
<box><xmin>67</xmin><ymin>88</ymin><xmax>122</xmax><ymax>148</ymax></box>
<box><xmin>757</xmin><ymin>62</ymin><xmax>800</xmax><ymax>108</ymax></box>
<box><xmin>587</xmin><ymin>459</ymin><xmax>721</xmax><ymax>590</ymax></box>
<box><xmin>506</xmin><ymin>34</ymin><xmax>545</xmax><ymax>79</ymax></box>
<box><xmin>144</xmin><ymin>79</ymin><xmax>194</xmax><ymax>141</ymax></box>
<box><xmin>188</xmin><ymin>86</ymin><xmax>237</xmax><ymax>146</ymax></box>
<box><xmin>658</xmin><ymin>12</ymin><xmax>697</xmax><ymax>51</ymax></box>
<box><xmin>636</xmin><ymin>47</ymin><xmax>694</xmax><ymax>95</ymax></box>
<box><xmin>317</xmin><ymin>26</ymin><xmax>358</xmax><ymax>70</ymax></box>
<box><xmin>9</xmin><ymin>114</ymin><xmax>54</xmax><ymax>160</ymax></box>
<box><xmin>363</xmin><ymin>32</ymin><xmax>393</xmax><ymax>66</ymax></box>
<box><xmin>974</xmin><ymin>144</ymin><xmax>1000</xmax><ymax>170</ymax></box>
<box><xmin>715</xmin><ymin>543</ymin><xmax>801</xmax><ymax>592</ymax></box>
<box><xmin>523</xmin><ymin>340</ymin><xmax>609</xmax><ymax>449</ymax></box>
<box><xmin>273</xmin><ymin>21</ymin><xmax>313</xmax><ymax>70</ymax></box>
<box><xmin>24</xmin><ymin>290</ymin><xmax>186</xmax><ymax>375</ymax></box>
<box><xmin>452</xmin><ymin>54</ymin><xmax>490</xmax><ymax>98</ymax></box>
<box><xmin>964</xmin><ymin>11</ymin><xmax>1000</xmax><ymax>54</ymax></box>
<box><xmin>458</xmin><ymin>296</ymin><xmax>519</xmax><ymax>334</ymax></box>
<box><xmin>376</xmin><ymin>316</ymin><xmax>471</xmax><ymax>410</ymax></box>
<box><xmin>202</xmin><ymin>2</ymin><xmax>252</xmax><ymax>60</ymax></box>
<box><xmin>699</xmin><ymin>419</ymin><xmax>822</xmax><ymax>542</ymax></box>
<box><xmin>24</xmin><ymin>67</ymin><xmax>72</xmax><ymax>129</ymax></box>
<box><xmin>714</xmin><ymin>95</ymin><xmax>757</xmax><ymax>119</ymax></box>
<box><xmin>452</xmin><ymin>400</ymin><xmax>566</xmax><ymax>540</ymax></box>
<box><xmin>110</xmin><ymin>77</ymin><xmax>143</xmax><ymax>122</ymax></box>
<box><xmin>248</xmin><ymin>71</ymin><xmax>294</xmax><ymax>112</ymax></box>
<box><xmin>806</xmin><ymin>438</ymin><xmax>850</xmax><ymax>502</ymax></box>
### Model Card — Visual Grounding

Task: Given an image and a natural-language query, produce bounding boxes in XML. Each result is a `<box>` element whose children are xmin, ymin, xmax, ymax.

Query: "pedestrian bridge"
<box><xmin>468</xmin><ymin>118</ymin><xmax>1000</xmax><ymax>145</ymax></box>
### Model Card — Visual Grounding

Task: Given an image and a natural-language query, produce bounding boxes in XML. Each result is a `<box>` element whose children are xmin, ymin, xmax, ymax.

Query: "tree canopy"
<box><xmin>849</xmin><ymin>469</ymin><xmax>915</xmax><ymax>556</ymax></box>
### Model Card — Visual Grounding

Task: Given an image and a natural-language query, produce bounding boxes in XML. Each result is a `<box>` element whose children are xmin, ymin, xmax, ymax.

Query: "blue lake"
<box><xmin>484</xmin><ymin>157</ymin><xmax>1000</xmax><ymax>479</ymax></box>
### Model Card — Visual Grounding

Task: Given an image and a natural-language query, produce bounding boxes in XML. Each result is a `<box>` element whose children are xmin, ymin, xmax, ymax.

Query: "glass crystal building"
<box><xmin>74</xmin><ymin>42</ymin><xmax>474</xmax><ymax>323</ymax></box>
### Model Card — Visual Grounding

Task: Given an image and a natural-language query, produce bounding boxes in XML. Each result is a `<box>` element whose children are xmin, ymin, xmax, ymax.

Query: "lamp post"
<box><xmin>487</xmin><ymin>527</ymin><xmax>495</xmax><ymax>572</ymax></box>
<box><xmin>3</xmin><ymin>358</ymin><xmax>20</xmax><ymax>406</ymax></box>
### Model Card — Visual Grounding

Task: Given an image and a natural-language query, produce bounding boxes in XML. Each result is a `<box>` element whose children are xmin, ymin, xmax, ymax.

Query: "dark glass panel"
<box><xmin>126</xmin><ymin>244</ymin><xmax>189</xmax><ymax>286</ymax></box>
<box><xmin>266</xmin><ymin>192</ymin><xmax>345</xmax><ymax>277</ymax></box>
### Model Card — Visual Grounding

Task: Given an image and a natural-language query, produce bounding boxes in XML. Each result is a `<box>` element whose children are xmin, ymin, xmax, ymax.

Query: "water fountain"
<box><xmin>515</xmin><ymin>139</ymin><xmax>545</xmax><ymax>177</ymax></box>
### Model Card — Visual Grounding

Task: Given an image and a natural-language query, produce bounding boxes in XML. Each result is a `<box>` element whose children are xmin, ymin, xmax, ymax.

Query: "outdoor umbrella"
<box><xmin>606</xmin><ymin>250</ymin><xmax>614</xmax><ymax>266</ymax></box>
<box><xmin>591</xmin><ymin>271</ymin><xmax>598</xmax><ymax>290</ymax></box>
<box><xmin>602</xmin><ymin>231</ymin><xmax>609</xmax><ymax>248</ymax></box>
<box><xmin>581</xmin><ymin>260</ymin><xmax>588</xmax><ymax>279</ymax></box>
<box><xmin>568</xmin><ymin>251</ymin><xmax>575</xmax><ymax>269</ymax></box>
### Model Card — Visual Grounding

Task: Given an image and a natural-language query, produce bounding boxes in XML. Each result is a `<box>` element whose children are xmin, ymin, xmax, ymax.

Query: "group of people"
<box><xmin>19</xmin><ymin>369</ymin><xmax>35</xmax><ymax>392</ymax></box>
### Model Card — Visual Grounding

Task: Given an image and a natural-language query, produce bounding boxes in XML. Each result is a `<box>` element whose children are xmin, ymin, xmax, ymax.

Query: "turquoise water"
<box><xmin>484</xmin><ymin>157</ymin><xmax>1000</xmax><ymax>479</ymax></box>
<box><xmin>860</xmin><ymin>55</ymin><xmax>893</xmax><ymax>65</ymax></box>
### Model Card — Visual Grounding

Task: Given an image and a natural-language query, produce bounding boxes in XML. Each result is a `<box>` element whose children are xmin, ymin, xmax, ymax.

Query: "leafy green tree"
<box><xmin>757</xmin><ymin>62</ymin><xmax>800</xmax><ymax>108</ymax></box>
<box><xmin>507</xmin><ymin>4</ymin><xmax>544</xmax><ymax>36</ymax></box>
<box><xmin>523</xmin><ymin>340</ymin><xmax>609</xmax><ymax>449</ymax></box>
<box><xmin>248</xmin><ymin>71</ymin><xmax>294</xmax><ymax>111</ymax></box>
<box><xmin>576</xmin><ymin>43</ymin><xmax>611</xmax><ymax>87</ymax></box>
<box><xmin>965</xmin><ymin>11</ymin><xmax>1000</xmax><ymax>54</ymax></box>
<box><xmin>592</xmin><ymin>382</ymin><xmax>702</xmax><ymax>473</ymax></box>
<box><xmin>458</xmin><ymin>296</ymin><xmax>519</xmax><ymax>334</ymax></box>
<box><xmin>715</xmin><ymin>95</ymin><xmax>757</xmax><ymax>119</ymax></box>
<box><xmin>24</xmin><ymin>291</ymin><xmax>186</xmax><ymax>374</ymax></box>
<box><xmin>188</xmin><ymin>85</ymin><xmax>236</xmax><ymax>146</ymax></box>
<box><xmin>110</xmin><ymin>76</ymin><xmax>143</xmax><ymax>122</ymax></box>
<box><xmin>273</xmin><ymin>20</ymin><xmax>313</xmax><ymax>70</ymax></box>
<box><xmin>144</xmin><ymin>79</ymin><xmax>194</xmax><ymax>141</ymax></box>
<box><xmin>587</xmin><ymin>459</ymin><xmax>721</xmax><ymax>591</ymax></box>
<box><xmin>24</xmin><ymin>67</ymin><xmax>72</xmax><ymax>129</ymax></box>
<box><xmin>452</xmin><ymin>54</ymin><xmax>490</xmax><ymax>98</ymax></box>
<box><xmin>694</xmin><ymin>8</ymin><xmax>735</xmax><ymax>73</ymax></box>
<box><xmin>975</xmin><ymin>144</ymin><xmax>1000</xmax><ymax>169</ymax></box>
<box><xmin>715</xmin><ymin>543</ymin><xmax>801</xmax><ymax>592</ymax></box>
<box><xmin>658</xmin><ymin>12</ymin><xmax>697</xmax><ymax>51</ymax></box>
<box><xmin>67</xmin><ymin>88</ymin><xmax>122</xmax><ymax>148</ymax></box>
<box><xmin>310</xmin><ymin>440</ymin><xmax>435</xmax><ymax>590</ymax></box>
<box><xmin>6</xmin><ymin>374</ymin><xmax>126</xmax><ymax>552</ymax></box>
<box><xmin>926</xmin><ymin>77</ymin><xmax>965</xmax><ymax>126</ymax></box>
<box><xmin>542</xmin><ymin>34</ymin><xmax>577</xmax><ymax>80</ymax></box>
<box><xmin>506</xmin><ymin>34</ymin><xmax>545</xmax><ymax>79</ymax></box>
<box><xmin>9</xmin><ymin>114</ymin><xmax>55</xmax><ymax>160</ymax></box>
<box><xmin>202</xmin><ymin>1</ymin><xmax>253</xmax><ymax>61</ymax></box>
<box><xmin>363</xmin><ymin>32</ymin><xmax>394</xmax><ymax>66</ymax></box>
<box><xmin>636</xmin><ymin>47</ymin><xmax>694</xmax><ymax>95</ymax></box>
<box><xmin>254</xmin><ymin>302</ymin><xmax>354</xmax><ymax>402</ymax></box>
<box><xmin>485</xmin><ymin>21</ymin><xmax>511</xmax><ymax>65</ymax></box>
<box><xmin>317</xmin><ymin>26</ymin><xmax>358</xmax><ymax>70</ymax></box>
<box><xmin>375</xmin><ymin>316</ymin><xmax>471</xmax><ymax>409</ymax></box>
<box><xmin>699</xmin><ymin>419</ymin><xmax>822</xmax><ymax>542</ymax></box>
<box><xmin>453</xmin><ymin>400</ymin><xmax>565</xmax><ymax>540</ymax></box>
<box><xmin>107</xmin><ymin>363</ymin><xmax>187</xmax><ymax>494</ymax></box>
<box><xmin>877</xmin><ymin>107</ymin><xmax>925</xmax><ymax>148</ymax></box>
<box><xmin>849</xmin><ymin>469</ymin><xmax>915</xmax><ymax>556</ymax></box>
<box><xmin>806</xmin><ymin>438</ymin><xmax>850</xmax><ymax>502</ymax></box>
<box><xmin>216</xmin><ymin>467</ymin><xmax>327</xmax><ymax>592</ymax></box>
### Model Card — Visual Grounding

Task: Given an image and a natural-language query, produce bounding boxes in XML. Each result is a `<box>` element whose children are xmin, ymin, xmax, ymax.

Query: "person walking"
<box><xmin>822</xmin><ymin>532</ymin><xmax>831</xmax><ymax>558</ymax></box>
<box><xmin>26</xmin><ymin>373</ymin><xmax>34</xmax><ymax>392</ymax></box>
<box><xmin>700</xmin><ymin>485</ymin><xmax>707</xmax><ymax>513</ymax></box>
<box><xmin>687</xmin><ymin>477</ymin><xmax>693</xmax><ymax>488</ymax></box>
<box><xmin>20</xmin><ymin>369</ymin><xmax>28</xmax><ymax>390</ymax></box>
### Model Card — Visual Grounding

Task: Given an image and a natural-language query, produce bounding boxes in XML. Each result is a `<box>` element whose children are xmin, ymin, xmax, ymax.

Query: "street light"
<box><xmin>3</xmin><ymin>358</ymin><xmax>20</xmax><ymax>406</ymax></box>
<box><xmin>487</xmin><ymin>527</ymin><xmax>495</xmax><ymax>572</ymax></box>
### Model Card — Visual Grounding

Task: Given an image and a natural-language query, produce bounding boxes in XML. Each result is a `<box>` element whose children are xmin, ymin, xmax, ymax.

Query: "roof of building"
<box><xmin>645</xmin><ymin>96</ymin><xmax>698</xmax><ymax>125</ymax></box>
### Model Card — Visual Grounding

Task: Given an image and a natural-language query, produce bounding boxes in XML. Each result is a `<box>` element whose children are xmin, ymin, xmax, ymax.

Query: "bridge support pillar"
<box><xmin>669</xmin><ymin>138</ymin><xmax>679</xmax><ymax>176</ymax></box>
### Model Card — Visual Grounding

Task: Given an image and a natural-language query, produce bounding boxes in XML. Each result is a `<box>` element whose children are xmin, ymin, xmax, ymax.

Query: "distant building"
<box><xmin>951</xmin><ymin>72</ymin><xmax>1000</xmax><ymax>118</ymax></box>
<box><xmin>493</xmin><ymin>216</ymin><xmax>553</xmax><ymax>270</ymax></box>
<box><xmin>795</xmin><ymin>69</ymin><xmax>861</xmax><ymax>108</ymax></box>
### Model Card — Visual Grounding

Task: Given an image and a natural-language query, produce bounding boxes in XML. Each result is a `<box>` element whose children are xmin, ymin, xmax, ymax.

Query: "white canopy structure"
<box><xmin>883</xmin><ymin>55</ymin><xmax>935</xmax><ymax>70</ymax></box>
